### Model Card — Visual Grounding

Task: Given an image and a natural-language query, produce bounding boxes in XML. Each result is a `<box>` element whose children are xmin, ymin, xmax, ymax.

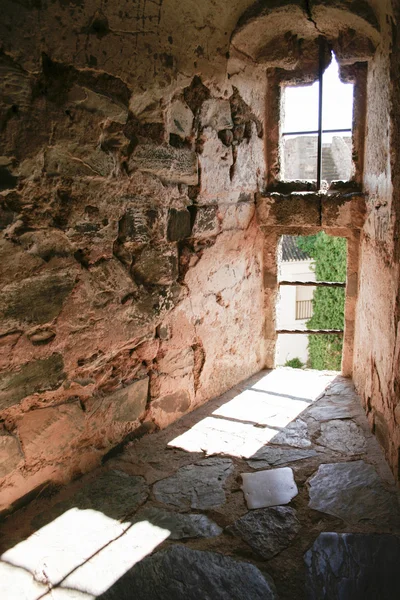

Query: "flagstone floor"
<box><xmin>1</xmin><ymin>368</ymin><xmax>399</xmax><ymax>599</ymax></box>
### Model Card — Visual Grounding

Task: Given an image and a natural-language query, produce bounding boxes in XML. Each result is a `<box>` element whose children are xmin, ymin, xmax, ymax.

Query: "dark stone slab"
<box><xmin>228</xmin><ymin>506</ymin><xmax>301</xmax><ymax>559</ymax></box>
<box><xmin>306</xmin><ymin>402</ymin><xmax>359</xmax><ymax>421</ymax></box>
<box><xmin>130</xmin><ymin>144</ymin><xmax>198</xmax><ymax>185</ymax></box>
<box><xmin>0</xmin><ymin>354</ymin><xmax>65</xmax><ymax>410</ymax></box>
<box><xmin>133</xmin><ymin>244</ymin><xmax>178</xmax><ymax>285</ymax></box>
<box><xmin>32</xmin><ymin>470</ymin><xmax>149</xmax><ymax>528</ymax></box>
<box><xmin>270</xmin><ymin>418</ymin><xmax>311</xmax><ymax>448</ymax></box>
<box><xmin>132</xmin><ymin>506</ymin><xmax>222</xmax><ymax>539</ymax></box>
<box><xmin>167</xmin><ymin>208</ymin><xmax>192</xmax><ymax>241</ymax></box>
<box><xmin>305</xmin><ymin>532</ymin><xmax>400</xmax><ymax>600</ymax></box>
<box><xmin>0</xmin><ymin>271</ymin><xmax>76</xmax><ymax>327</ymax></box>
<box><xmin>97</xmin><ymin>545</ymin><xmax>278</xmax><ymax>600</ymax></box>
<box><xmin>247</xmin><ymin>446</ymin><xmax>317</xmax><ymax>468</ymax></box>
<box><xmin>308</xmin><ymin>461</ymin><xmax>400</xmax><ymax>528</ymax></box>
<box><xmin>316</xmin><ymin>420</ymin><xmax>366</xmax><ymax>454</ymax></box>
<box><xmin>153</xmin><ymin>457</ymin><xmax>233</xmax><ymax>510</ymax></box>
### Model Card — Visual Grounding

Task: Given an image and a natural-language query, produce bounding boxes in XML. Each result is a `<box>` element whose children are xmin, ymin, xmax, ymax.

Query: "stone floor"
<box><xmin>1</xmin><ymin>368</ymin><xmax>400</xmax><ymax>599</ymax></box>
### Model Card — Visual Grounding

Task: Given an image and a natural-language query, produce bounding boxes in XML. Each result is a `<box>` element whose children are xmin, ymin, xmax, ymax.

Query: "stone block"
<box><xmin>0</xmin><ymin>239</ymin><xmax>44</xmax><ymax>284</ymax></box>
<box><xmin>0</xmin><ymin>434</ymin><xmax>22</xmax><ymax>477</ymax></box>
<box><xmin>305</xmin><ymin>533</ymin><xmax>400</xmax><ymax>600</ymax></box>
<box><xmin>45</xmin><ymin>144</ymin><xmax>116</xmax><ymax>177</ymax></box>
<box><xmin>257</xmin><ymin>194</ymin><xmax>320</xmax><ymax>227</ymax></box>
<box><xmin>168</xmin><ymin>100</ymin><xmax>194</xmax><ymax>139</ymax></box>
<box><xmin>0</xmin><ymin>201</ymin><xmax>15</xmax><ymax>228</ymax></box>
<box><xmin>117</xmin><ymin>204</ymin><xmax>160</xmax><ymax>248</ymax></box>
<box><xmin>241</xmin><ymin>467</ymin><xmax>298</xmax><ymax>509</ymax></box>
<box><xmin>308</xmin><ymin>461</ymin><xmax>400</xmax><ymax>527</ymax></box>
<box><xmin>0</xmin><ymin>271</ymin><xmax>76</xmax><ymax>332</ymax></box>
<box><xmin>68</xmin><ymin>85</ymin><xmax>128</xmax><ymax>124</ymax></box>
<box><xmin>132</xmin><ymin>506</ymin><xmax>222</xmax><ymax>540</ymax></box>
<box><xmin>271</xmin><ymin>418</ymin><xmax>311</xmax><ymax>448</ymax></box>
<box><xmin>200</xmin><ymin>99</ymin><xmax>233</xmax><ymax>131</ymax></box>
<box><xmin>133</xmin><ymin>244</ymin><xmax>178</xmax><ymax>285</ymax></box>
<box><xmin>18</xmin><ymin>402</ymin><xmax>85</xmax><ymax>462</ymax></box>
<box><xmin>106</xmin><ymin>377</ymin><xmax>149</xmax><ymax>422</ymax></box>
<box><xmin>153</xmin><ymin>457</ymin><xmax>234</xmax><ymax>510</ymax></box>
<box><xmin>0</xmin><ymin>354</ymin><xmax>66</xmax><ymax>410</ymax></box>
<box><xmin>86</xmin><ymin>378</ymin><xmax>149</xmax><ymax>425</ymax></box>
<box><xmin>197</xmin><ymin>131</ymin><xmax>233</xmax><ymax>198</ymax></box>
<box><xmin>247</xmin><ymin>447</ymin><xmax>317</xmax><ymax>469</ymax></box>
<box><xmin>316</xmin><ymin>419</ymin><xmax>366</xmax><ymax>454</ymax></box>
<box><xmin>88</xmin><ymin>258</ymin><xmax>138</xmax><ymax>308</ymax></box>
<box><xmin>228</xmin><ymin>506</ymin><xmax>301</xmax><ymax>559</ymax></box>
<box><xmin>19</xmin><ymin>229</ymin><xmax>74</xmax><ymax>261</ymax></box>
<box><xmin>167</xmin><ymin>208</ymin><xmax>192</xmax><ymax>241</ymax></box>
<box><xmin>230</xmin><ymin>125</ymin><xmax>264</xmax><ymax>192</ymax></box>
<box><xmin>0</xmin><ymin>56</ymin><xmax>31</xmax><ymax>117</ymax></box>
<box><xmin>32</xmin><ymin>470</ymin><xmax>149</xmax><ymax>527</ymax></box>
<box><xmin>130</xmin><ymin>144</ymin><xmax>198</xmax><ymax>185</ymax></box>
<box><xmin>149</xmin><ymin>389</ymin><xmax>191</xmax><ymax>429</ymax></box>
<box><xmin>322</xmin><ymin>194</ymin><xmax>366</xmax><ymax>229</ymax></box>
<box><xmin>102</xmin><ymin>545</ymin><xmax>278</xmax><ymax>600</ymax></box>
<box><xmin>191</xmin><ymin>206</ymin><xmax>220</xmax><ymax>238</ymax></box>
<box><xmin>27</xmin><ymin>328</ymin><xmax>56</xmax><ymax>345</ymax></box>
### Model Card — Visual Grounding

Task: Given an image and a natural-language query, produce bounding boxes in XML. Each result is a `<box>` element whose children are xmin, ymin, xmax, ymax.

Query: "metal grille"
<box><xmin>296</xmin><ymin>299</ymin><xmax>313</xmax><ymax>320</ymax></box>
<box><xmin>277</xmin><ymin>281</ymin><xmax>345</xmax><ymax>335</ymax></box>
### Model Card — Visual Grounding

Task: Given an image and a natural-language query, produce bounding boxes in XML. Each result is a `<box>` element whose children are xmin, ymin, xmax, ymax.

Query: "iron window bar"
<box><xmin>279</xmin><ymin>281</ymin><xmax>346</xmax><ymax>287</ymax></box>
<box><xmin>282</xmin><ymin>128</ymin><xmax>352</xmax><ymax>136</ymax></box>
<box><xmin>317</xmin><ymin>37</ymin><xmax>324</xmax><ymax>191</ymax></box>
<box><xmin>276</xmin><ymin>329</ymin><xmax>344</xmax><ymax>335</ymax></box>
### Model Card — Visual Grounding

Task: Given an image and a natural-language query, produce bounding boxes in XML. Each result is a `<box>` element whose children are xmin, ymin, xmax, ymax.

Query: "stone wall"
<box><xmin>352</xmin><ymin>0</ymin><xmax>400</xmax><ymax>480</ymax></box>
<box><xmin>0</xmin><ymin>2</ymin><xmax>268</xmax><ymax>511</ymax></box>
<box><xmin>0</xmin><ymin>0</ymin><xmax>398</xmax><ymax>512</ymax></box>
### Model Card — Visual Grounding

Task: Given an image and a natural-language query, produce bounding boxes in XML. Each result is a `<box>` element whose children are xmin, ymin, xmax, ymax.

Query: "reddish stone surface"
<box><xmin>0</xmin><ymin>0</ymin><xmax>398</xmax><ymax>512</ymax></box>
<box><xmin>18</xmin><ymin>403</ymin><xmax>85</xmax><ymax>464</ymax></box>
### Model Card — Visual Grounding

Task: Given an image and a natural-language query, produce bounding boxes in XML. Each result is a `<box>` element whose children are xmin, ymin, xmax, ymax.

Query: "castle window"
<box><xmin>281</xmin><ymin>52</ymin><xmax>353</xmax><ymax>188</ymax></box>
<box><xmin>265</xmin><ymin>40</ymin><xmax>367</xmax><ymax>192</ymax></box>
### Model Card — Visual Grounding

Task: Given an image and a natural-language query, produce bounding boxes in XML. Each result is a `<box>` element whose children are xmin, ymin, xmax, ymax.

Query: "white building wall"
<box><xmin>275</xmin><ymin>259</ymin><xmax>316</xmax><ymax>366</ymax></box>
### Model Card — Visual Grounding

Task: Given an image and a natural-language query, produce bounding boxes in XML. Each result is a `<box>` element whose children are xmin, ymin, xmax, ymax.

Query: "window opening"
<box><xmin>275</xmin><ymin>234</ymin><xmax>347</xmax><ymax>371</ymax></box>
<box><xmin>281</xmin><ymin>41</ymin><xmax>353</xmax><ymax>188</ymax></box>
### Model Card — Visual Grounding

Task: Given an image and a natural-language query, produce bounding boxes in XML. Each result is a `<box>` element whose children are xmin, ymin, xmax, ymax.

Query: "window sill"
<box><xmin>266</xmin><ymin>180</ymin><xmax>362</xmax><ymax>195</ymax></box>
<box><xmin>256</xmin><ymin>188</ymin><xmax>366</xmax><ymax>231</ymax></box>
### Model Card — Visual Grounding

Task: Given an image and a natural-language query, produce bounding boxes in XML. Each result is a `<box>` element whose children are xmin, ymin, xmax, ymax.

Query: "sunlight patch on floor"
<box><xmin>168</xmin><ymin>415</ymin><xmax>278</xmax><ymax>458</ymax></box>
<box><xmin>1</xmin><ymin>508</ymin><xmax>170</xmax><ymax>599</ymax></box>
<box><xmin>251</xmin><ymin>368</ymin><xmax>337</xmax><ymax>400</ymax></box>
<box><xmin>168</xmin><ymin>369</ymin><xmax>337</xmax><ymax>457</ymax></box>
<box><xmin>213</xmin><ymin>389</ymin><xmax>309</xmax><ymax>428</ymax></box>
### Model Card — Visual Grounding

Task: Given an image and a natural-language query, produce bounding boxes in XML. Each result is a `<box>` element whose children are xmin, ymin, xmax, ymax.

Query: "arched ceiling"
<box><xmin>231</xmin><ymin>0</ymin><xmax>381</xmax><ymax>68</ymax></box>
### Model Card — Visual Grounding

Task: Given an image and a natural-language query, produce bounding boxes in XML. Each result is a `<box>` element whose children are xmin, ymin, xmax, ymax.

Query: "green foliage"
<box><xmin>284</xmin><ymin>357</ymin><xmax>304</xmax><ymax>369</ymax></box>
<box><xmin>297</xmin><ymin>232</ymin><xmax>347</xmax><ymax>282</ymax></box>
<box><xmin>296</xmin><ymin>233</ymin><xmax>347</xmax><ymax>371</ymax></box>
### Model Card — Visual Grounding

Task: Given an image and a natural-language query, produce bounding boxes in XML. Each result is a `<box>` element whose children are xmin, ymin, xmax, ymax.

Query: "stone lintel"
<box><xmin>256</xmin><ymin>192</ymin><xmax>365</xmax><ymax>231</ymax></box>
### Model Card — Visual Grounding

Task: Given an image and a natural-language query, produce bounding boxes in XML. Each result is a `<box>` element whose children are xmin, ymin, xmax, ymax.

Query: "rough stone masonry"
<box><xmin>0</xmin><ymin>0</ymin><xmax>399</xmax><ymax>513</ymax></box>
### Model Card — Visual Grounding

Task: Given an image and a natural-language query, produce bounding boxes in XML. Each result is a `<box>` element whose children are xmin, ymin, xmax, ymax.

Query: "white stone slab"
<box><xmin>241</xmin><ymin>467</ymin><xmax>298</xmax><ymax>509</ymax></box>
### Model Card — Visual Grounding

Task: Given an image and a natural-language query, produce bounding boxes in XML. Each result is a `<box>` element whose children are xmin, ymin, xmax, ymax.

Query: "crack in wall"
<box><xmin>304</xmin><ymin>0</ymin><xmax>324</xmax><ymax>36</ymax></box>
